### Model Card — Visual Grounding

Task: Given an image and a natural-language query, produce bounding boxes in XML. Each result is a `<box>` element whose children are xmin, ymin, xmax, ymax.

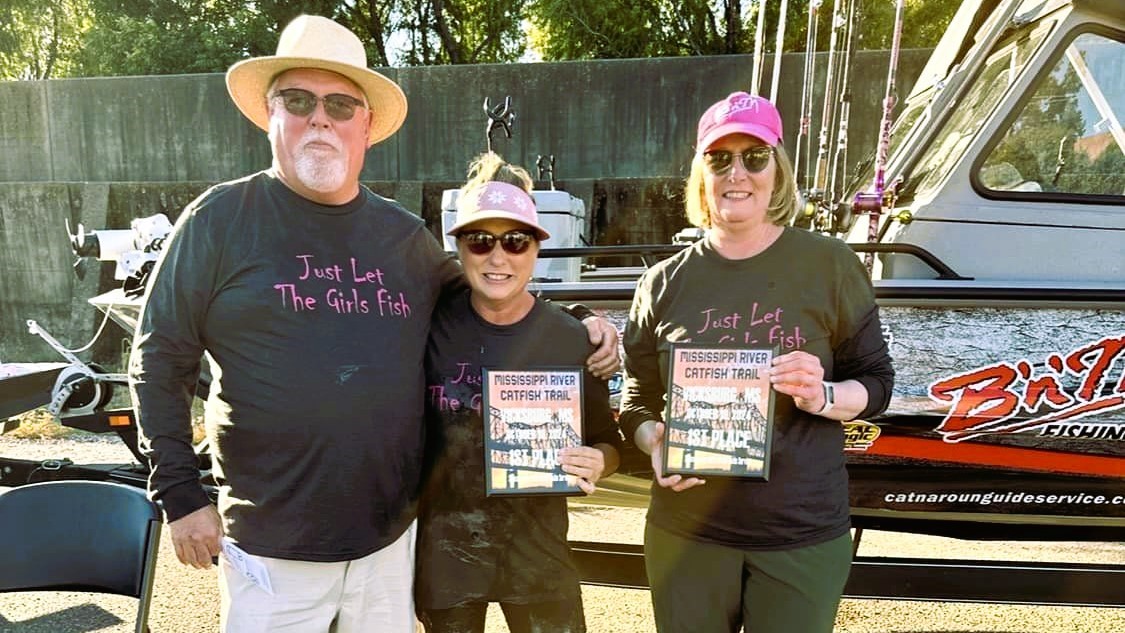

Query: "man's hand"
<box><xmin>582</xmin><ymin>315</ymin><xmax>621</xmax><ymax>379</ymax></box>
<box><xmin>636</xmin><ymin>421</ymin><xmax>705</xmax><ymax>493</ymax></box>
<box><xmin>169</xmin><ymin>505</ymin><xmax>223</xmax><ymax>569</ymax></box>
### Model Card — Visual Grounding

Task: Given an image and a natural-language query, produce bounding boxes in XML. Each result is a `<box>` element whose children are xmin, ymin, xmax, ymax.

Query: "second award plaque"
<box><xmin>662</xmin><ymin>344</ymin><xmax>776</xmax><ymax>479</ymax></box>
<box><xmin>481</xmin><ymin>367</ymin><xmax>585</xmax><ymax>496</ymax></box>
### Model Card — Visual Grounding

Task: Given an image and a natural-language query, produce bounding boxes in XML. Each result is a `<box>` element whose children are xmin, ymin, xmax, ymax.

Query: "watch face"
<box><xmin>825</xmin><ymin>382</ymin><xmax>834</xmax><ymax>405</ymax></box>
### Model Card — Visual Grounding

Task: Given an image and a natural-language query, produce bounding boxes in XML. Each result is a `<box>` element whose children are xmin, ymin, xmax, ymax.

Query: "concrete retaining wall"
<box><xmin>0</xmin><ymin>50</ymin><xmax>929</xmax><ymax>364</ymax></box>
<box><xmin>1</xmin><ymin>50</ymin><xmax>929</xmax><ymax>184</ymax></box>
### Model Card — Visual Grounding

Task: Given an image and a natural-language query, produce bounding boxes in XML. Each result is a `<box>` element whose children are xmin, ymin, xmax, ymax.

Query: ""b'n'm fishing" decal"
<box><xmin>927</xmin><ymin>334</ymin><xmax>1125</xmax><ymax>443</ymax></box>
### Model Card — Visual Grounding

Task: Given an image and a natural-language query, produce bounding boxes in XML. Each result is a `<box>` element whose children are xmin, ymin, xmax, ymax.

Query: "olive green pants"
<box><xmin>644</xmin><ymin>523</ymin><xmax>852</xmax><ymax>633</ymax></box>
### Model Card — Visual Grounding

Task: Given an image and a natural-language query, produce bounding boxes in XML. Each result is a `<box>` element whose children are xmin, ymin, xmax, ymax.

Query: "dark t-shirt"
<box><xmin>619</xmin><ymin>228</ymin><xmax>894</xmax><ymax>550</ymax></box>
<box><xmin>417</xmin><ymin>291</ymin><xmax>622</xmax><ymax>610</ymax></box>
<box><xmin>131</xmin><ymin>171</ymin><xmax>462</xmax><ymax>561</ymax></box>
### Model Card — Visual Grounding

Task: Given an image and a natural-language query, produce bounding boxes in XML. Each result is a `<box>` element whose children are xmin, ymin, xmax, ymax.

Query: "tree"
<box><xmin>396</xmin><ymin>0</ymin><xmax>528</xmax><ymax>65</ymax></box>
<box><xmin>0</xmin><ymin>0</ymin><xmax>91</xmax><ymax>80</ymax></box>
<box><xmin>853</xmin><ymin>0</ymin><xmax>958</xmax><ymax>51</ymax></box>
<box><xmin>527</xmin><ymin>0</ymin><xmax>746</xmax><ymax>60</ymax></box>
<box><xmin>1</xmin><ymin>0</ymin><xmax>963</xmax><ymax>79</ymax></box>
<box><xmin>527</xmin><ymin>0</ymin><xmax>958</xmax><ymax>62</ymax></box>
<box><xmin>338</xmin><ymin>0</ymin><xmax>398</xmax><ymax>67</ymax></box>
<box><xmin>75</xmin><ymin>0</ymin><xmax>526</xmax><ymax>74</ymax></box>
<box><xmin>74</xmin><ymin>0</ymin><xmax>346</xmax><ymax>76</ymax></box>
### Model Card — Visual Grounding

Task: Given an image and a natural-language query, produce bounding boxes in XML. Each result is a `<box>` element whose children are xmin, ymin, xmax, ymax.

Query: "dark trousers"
<box><xmin>645</xmin><ymin>522</ymin><xmax>852</xmax><ymax>633</ymax></box>
<box><xmin>418</xmin><ymin>598</ymin><xmax>586</xmax><ymax>633</ymax></box>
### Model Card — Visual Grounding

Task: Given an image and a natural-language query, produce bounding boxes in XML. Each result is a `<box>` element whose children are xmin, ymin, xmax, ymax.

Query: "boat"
<box><xmin>0</xmin><ymin>363</ymin><xmax>69</xmax><ymax>423</ymax></box>
<box><xmin>553</xmin><ymin>0</ymin><xmax>1125</xmax><ymax>604</ymax></box>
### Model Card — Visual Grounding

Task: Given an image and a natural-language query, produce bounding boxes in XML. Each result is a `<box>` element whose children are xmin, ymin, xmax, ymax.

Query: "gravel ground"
<box><xmin>2</xmin><ymin>436</ymin><xmax>1123</xmax><ymax>632</ymax></box>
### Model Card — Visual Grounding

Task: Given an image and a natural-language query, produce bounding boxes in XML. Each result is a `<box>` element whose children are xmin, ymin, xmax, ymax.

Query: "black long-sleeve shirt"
<box><xmin>417</xmin><ymin>291</ymin><xmax>623</xmax><ymax>609</ymax></box>
<box><xmin>130</xmin><ymin>171</ymin><xmax>461</xmax><ymax>561</ymax></box>
<box><xmin>619</xmin><ymin>228</ymin><xmax>894</xmax><ymax>550</ymax></box>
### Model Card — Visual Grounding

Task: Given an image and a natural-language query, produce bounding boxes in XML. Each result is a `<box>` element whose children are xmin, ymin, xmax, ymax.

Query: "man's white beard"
<box><xmin>293</xmin><ymin>145</ymin><xmax>347</xmax><ymax>193</ymax></box>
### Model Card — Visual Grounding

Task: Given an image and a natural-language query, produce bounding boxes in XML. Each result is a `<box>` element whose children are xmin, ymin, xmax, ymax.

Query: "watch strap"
<box><xmin>815</xmin><ymin>381</ymin><xmax>835</xmax><ymax>415</ymax></box>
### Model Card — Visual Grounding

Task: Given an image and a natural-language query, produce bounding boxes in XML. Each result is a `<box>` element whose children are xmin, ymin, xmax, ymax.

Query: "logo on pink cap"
<box><xmin>696</xmin><ymin>92</ymin><xmax>783</xmax><ymax>153</ymax></box>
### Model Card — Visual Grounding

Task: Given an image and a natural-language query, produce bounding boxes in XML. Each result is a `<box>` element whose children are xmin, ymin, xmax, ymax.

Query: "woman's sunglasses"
<box><xmin>703</xmin><ymin>147</ymin><xmax>774</xmax><ymax>175</ymax></box>
<box><xmin>271</xmin><ymin>88</ymin><xmax>367</xmax><ymax>122</ymax></box>
<box><xmin>457</xmin><ymin>230</ymin><xmax>537</xmax><ymax>255</ymax></box>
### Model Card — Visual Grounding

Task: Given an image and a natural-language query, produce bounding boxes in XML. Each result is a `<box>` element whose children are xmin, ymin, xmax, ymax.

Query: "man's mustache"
<box><xmin>300</xmin><ymin>133</ymin><xmax>342</xmax><ymax>152</ymax></box>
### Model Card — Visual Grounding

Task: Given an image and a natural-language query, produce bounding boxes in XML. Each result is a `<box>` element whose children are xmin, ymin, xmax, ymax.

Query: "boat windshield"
<box><xmin>977</xmin><ymin>31</ymin><xmax>1125</xmax><ymax>197</ymax></box>
<box><xmin>898</xmin><ymin>22</ymin><xmax>1051</xmax><ymax>201</ymax></box>
<box><xmin>844</xmin><ymin>98</ymin><xmax>926</xmax><ymax>199</ymax></box>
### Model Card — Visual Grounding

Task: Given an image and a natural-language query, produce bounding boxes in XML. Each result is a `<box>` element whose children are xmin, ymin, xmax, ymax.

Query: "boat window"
<box><xmin>978</xmin><ymin>32</ymin><xmax>1125</xmax><ymax>197</ymax></box>
<box><xmin>903</xmin><ymin>25</ymin><xmax>1051</xmax><ymax>200</ymax></box>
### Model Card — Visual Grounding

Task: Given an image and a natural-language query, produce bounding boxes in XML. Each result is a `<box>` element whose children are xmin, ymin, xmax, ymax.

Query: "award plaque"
<box><xmin>662</xmin><ymin>344</ymin><xmax>776</xmax><ymax>479</ymax></box>
<box><xmin>481</xmin><ymin>367</ymin><xmax>585</xmax><ymax>496</ymax></box>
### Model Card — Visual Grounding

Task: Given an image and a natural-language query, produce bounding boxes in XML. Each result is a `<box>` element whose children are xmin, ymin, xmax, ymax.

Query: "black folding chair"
<box><xmin>0</xmin><ymin>480</ymin><xmax>162</xmax><ymax>633</ymax></box>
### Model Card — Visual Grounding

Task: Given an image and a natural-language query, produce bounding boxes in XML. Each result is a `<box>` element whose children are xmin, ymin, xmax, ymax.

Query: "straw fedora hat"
<box><xmin>226</xmin><ymin>15</ymin><xmax>407</xmax><ymax>145</ymax></box>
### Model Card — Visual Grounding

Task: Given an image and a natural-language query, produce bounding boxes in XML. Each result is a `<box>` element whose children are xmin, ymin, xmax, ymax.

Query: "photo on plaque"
<box><xmin>662</xmin><ymin>344</ymin><xmax>776</xmax><ymax>479</ymax></box>
<box><xmin>482</xmin><ymin>367</ymin><xmax>584</xmax><ymax>496</ymax></box>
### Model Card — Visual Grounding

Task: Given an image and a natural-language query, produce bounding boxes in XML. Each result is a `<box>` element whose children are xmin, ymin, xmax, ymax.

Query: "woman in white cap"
<box><xmin>415</xmin><ymin>153</ymin><xmax>622</xmax><ymax>633</ymax></box>
<box><xmin>619</xmin><ymin>93</ymin><xmax>894</xmax><ymax>632</ymax></box>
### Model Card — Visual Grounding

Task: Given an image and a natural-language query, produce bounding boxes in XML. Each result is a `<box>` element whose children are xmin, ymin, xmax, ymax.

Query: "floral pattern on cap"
<box><xmin>448</xmin><ymin>181</ymin><xmax>550</xmax><ymax>240</ymax></box>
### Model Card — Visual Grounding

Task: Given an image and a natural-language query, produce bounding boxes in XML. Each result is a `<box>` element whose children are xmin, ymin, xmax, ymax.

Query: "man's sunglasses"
<box><xmin>271</xmin><ymin>88</ymin><xmax>367</xmax><ymax>122</ymax></box>
<box><xmin>457</xmin><ymin>230</ymin><xmax>538</xmax><ymax>255</ymax></box>
<box><xmin>703</xmin><ymin>147</ymin><xmax>774</xmax><ymax>175</ymax></box>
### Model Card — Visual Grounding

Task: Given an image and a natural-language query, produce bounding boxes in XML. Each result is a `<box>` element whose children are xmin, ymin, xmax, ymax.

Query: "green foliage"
<box><xmin>75</xmin><ymin>0</ymin><xmax>342</xmax><ymax>76</ymax></box>
<box><xmin>396</xmin><ymin>0</ymin><xmax>529</xmax><ymax>65</ymax></box>
<box><xmin>528</xmin><ymin>0</ymin><xmax>662</xmax><ymax>59</ymax></box>
<box><xmin>854</xmin><ymin>0</ymin><xmax>958</xmax><ymax>51</ymax></box>
<box><xmin>759</xmin><ymin>0</ymin><xmax>958</xmax><ymax>53</ymax></box>
<box><xmin>74</xmin><ymin>0</ymin><xmax>528</xmax><ymax>73</ymax></box>
<box><xmin>0</xmin><ymin>0</ymin><xmax>962</xmax><ymax>79</ymax></box>
<box><xmin>337</xmin><ymin>0</ymin><xmax>398</xmax><ymax>67</ymax></box>
<box><xmin>528</xmin><ymin>0</ymin><xmax>748</xmax><ymax>60</ymax></box>
<box><xmin>527</xmin><ymin>0</ymin><xmax>957</xmax><ymax>62</ymax></box>
<box><xmin>0</xmin><ymin>0</ymin><xmax>92</xmax><ymax>80</ymax></box>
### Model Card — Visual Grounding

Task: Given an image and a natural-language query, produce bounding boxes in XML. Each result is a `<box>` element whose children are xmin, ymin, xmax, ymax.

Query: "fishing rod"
<box><xmin>828</xmin><ymin>0</ymin><xmax>860</xmax><ymax>222</ymax></box>
<box><xmin>853</xmin><ymin>0</ymin><xmax>905</xmax><ymax>273</ymax></box>
<box><xmin>794</xmin><ymin>0</ymin><xmax>821</xmax><ymax>191</ymax></box>
<box><xmin>810</xmin><ymin>0</ymin><xmax>846</xmax><ymax>232</ymax></box>
<box><xmin>769</xmin><ymin>0</ymin><xmax>790</xmax><ymax>103</ymax></box>
<box><xmin>751</xmin><ymin>0</ymin><xmax>768</xmax><ymax>96</ymax></box>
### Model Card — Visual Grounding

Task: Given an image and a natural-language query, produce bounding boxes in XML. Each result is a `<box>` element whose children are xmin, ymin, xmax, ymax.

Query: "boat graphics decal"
<box><xmin>843</xmin><ymin>421</ymin><xmax>882</xmax><ymax>451</ymax></box>
<box><xmin>846</xmin><ymin>310</ymin><xmax>1125</xmax><ymax>485</ymax></box>
<box><xmin>929</xmin><ymin>333</ymin><xmax>1125</xmax><ymax>443</ymax></box>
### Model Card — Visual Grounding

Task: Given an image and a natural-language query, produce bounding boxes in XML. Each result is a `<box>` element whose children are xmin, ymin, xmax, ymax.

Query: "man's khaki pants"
<box><xmin>219</xmin><ymin>521</ymin><xmax>416</xmax><ymax>633</ymax></box>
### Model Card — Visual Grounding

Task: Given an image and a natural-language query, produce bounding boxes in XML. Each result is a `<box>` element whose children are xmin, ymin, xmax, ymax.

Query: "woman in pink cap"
<box><xmin>619</xmin><ymin>93</ymin><xmax>894</xmax><ymax>632</ymax></box>
<box><xmin>415</xmin><ymin>153</ymin><xmax>622</xmax><ymax>633</ymax></box>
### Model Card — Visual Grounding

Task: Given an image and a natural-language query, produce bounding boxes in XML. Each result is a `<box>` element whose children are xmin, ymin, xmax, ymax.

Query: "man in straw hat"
<box><xmin>129</xmin><ymin>15</ymin><xmax>619</xmax><ymax>632</ymax></box>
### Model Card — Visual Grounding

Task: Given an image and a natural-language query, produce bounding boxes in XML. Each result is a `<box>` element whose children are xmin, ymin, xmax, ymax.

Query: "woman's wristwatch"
<box><xmin>815</xmin><ymin>382</ymin><xmax>835</xmax><ymax>415</ymax></box>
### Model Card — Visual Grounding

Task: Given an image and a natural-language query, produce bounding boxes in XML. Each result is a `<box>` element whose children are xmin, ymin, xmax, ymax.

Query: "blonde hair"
<box><xmin>462</xmin><ymin>152</ymin><xmax>533</xmax><ymax>193</ymax></box>
<box><xmin>684</xmin><ymin>144</ymin><xmax>799</xmax><ymax>228</ymax></box>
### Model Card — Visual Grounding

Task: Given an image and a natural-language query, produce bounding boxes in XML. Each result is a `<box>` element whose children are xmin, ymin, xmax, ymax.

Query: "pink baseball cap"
<box><xmin>447</xmin><ymin>181</ymin><xmax>551</xmax><ymax>240</ymax></box>
<box><xmin>696</xmin><ymin>92</ymin><xmax>783</xmax><ymax>153</ymax></box>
